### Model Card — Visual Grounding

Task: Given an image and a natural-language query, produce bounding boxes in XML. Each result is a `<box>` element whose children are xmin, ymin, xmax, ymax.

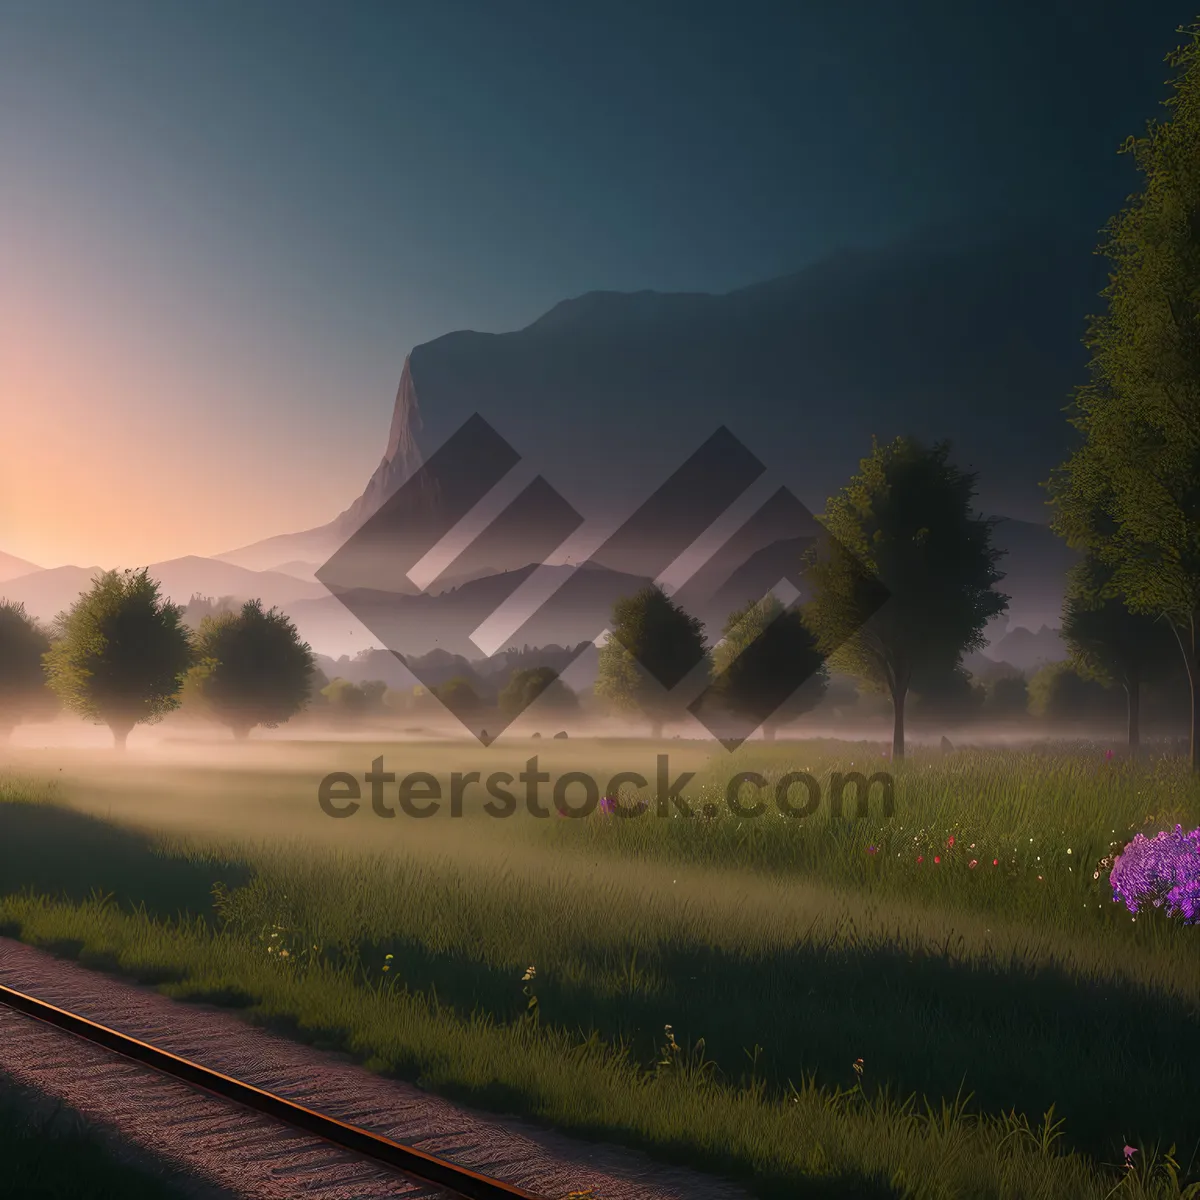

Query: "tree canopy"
<box><xmin>595</xmin><ymin>585</ymin><xmax>707</xmax><ymax>738</ymax></box>
<box><xmin>0</xmin><ymin>600</ymin><xmax>55</xmax><ymax>738</ymax></box>
<box><xmin>43</xmin><ymin>569</ymin><xmax>193</xmax><ymax>749</ymax></box>
<box><xmin>806</xmin><ymin>437</ymin><xmax>1006</xmax><ymax>758</ymax></box>
<box><xmin>1048</xmin><ymin>26</ymin><xmax>1200</xmax><ymax>766</ymax></box>
<box><xmin>708</xmin><ymin>594</ymin><xmax>826</xmax><ymax>740</ymax></box>
<box><xmin>1061</xmin><ymin>553</ymin><xmax>1176</xmax><ymax>750</ymax></box>
<box><xmin>499</xmin><ymin>666</ymin><xmax>578</xmax><ymax>719</ymax></box>
<box><xmin>191</xmin><ymin>600</ymin><xmax>314</xmax><ymax>738</ymax></box>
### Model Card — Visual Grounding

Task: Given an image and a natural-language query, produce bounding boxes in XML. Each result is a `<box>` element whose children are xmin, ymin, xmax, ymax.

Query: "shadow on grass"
<box><xmin>0</xmin><ymin>801</ymin><xmax>252</xmax><ymax>922</ymax></box>
<box><xmin>347</xmin><ymin>929</ymin><xmax>1200</xmax><ymax>1163</ymax></box>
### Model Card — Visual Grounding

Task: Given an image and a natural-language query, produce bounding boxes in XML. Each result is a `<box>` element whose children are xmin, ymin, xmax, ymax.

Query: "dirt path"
<box><xmin>0</xmin><ymin>939</ymin><xmax>749</xmax><ymax>1200</ymax></box>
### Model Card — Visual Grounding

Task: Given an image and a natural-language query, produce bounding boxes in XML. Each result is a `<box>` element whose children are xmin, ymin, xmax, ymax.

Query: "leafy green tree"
<box><xmin>1048</xmin><ymin>27</ymin><xmax>1200</xmax><ymax>768</ymax></box>
<box><xmin>709</xmin><ymin>595</ymin><xmax>826</xmax><ymax>740</ymax></box>
<box><xmin>0</xmin><ymin>601</ymin><xmax>55</xmax><ymax>738</ymax></box>
<box><xmin>321</xmin><ymin>677</ymin><xmax>367</xmax><ymax>718</ymax></box>
<box><xmin>806</xmin><ymin>437</ymin><xmax>1007</xmax><ymax>759</ymax></box>
<box><xmin>1027</xmin><ymin>661</ymin><xmax>1123</xmax><ymax>725</ymax></box>
<box><xmin>908</xmin><ymin>664</ymin><xmax>985</xmax><ymax>727</ymax></box>
<box><xmin>1061</xmin><ymin>554</ymin><xmax>1176</xmax><ymax>752</ymax></box>
<box><xmin>191</xmin><ymin>600</ymin><xmax>314</xmax><ymax>739</ymax></box>
<box><xmin>498</xmin><ymin>666</ymin><xmax>578</xmax><ymax>719</ymax></box>
<box><xmin>595</xmin><ymin>585</ymin><xmax>707</xmax><ymax>738</ymax></box>
<box><xmin>986</xmin><ymin>674</ymin><xmax>1029</xmax><ymax>718</ymax></box>
<box><xmin>44</xmin><ymin>569</ymin><xmax>192</xmax><ymax>749</ymax></box>
<box><xmin>436</xmin><ymin>676</ymin><xmax>484</xmax><ymax>715</ymax></box>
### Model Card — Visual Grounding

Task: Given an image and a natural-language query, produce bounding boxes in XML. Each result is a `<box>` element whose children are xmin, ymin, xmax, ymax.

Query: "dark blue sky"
<box><xmin>2</xmin><ymin>0</ymin><xmax>1194</xmax><ymax>563</ymax></box>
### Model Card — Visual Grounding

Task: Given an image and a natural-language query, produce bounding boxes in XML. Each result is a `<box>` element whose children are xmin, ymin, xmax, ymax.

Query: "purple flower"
<box><xmin>600</xmin><ymin>795</ymin><xmax>616</xmax><ymax>815</ymax></box>
<box><xmin>1110</xmin><ymin>825</ymin><xmax>1200</xmax><ymax>923</ymax></box>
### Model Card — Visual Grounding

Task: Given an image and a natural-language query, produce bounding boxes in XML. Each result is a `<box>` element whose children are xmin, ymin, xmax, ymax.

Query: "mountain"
<box><xmin>0</xmin><ymin>551</ymin><xmax>40</xmax><ymax>583</ymax></box>
<box><xmin>219</xmin><ymin>227</ymin><xmax>1103</xmax><ymax>575</ymax></box>
<box><xmin>0</xmin><ymin>556</ymin><xmax>328</xmax><ymax>624</ymax></box>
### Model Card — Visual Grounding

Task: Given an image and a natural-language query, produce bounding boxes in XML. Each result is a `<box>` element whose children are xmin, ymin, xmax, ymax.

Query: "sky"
<box><xmin>1</xmin><ymin>0</ymin><xmax>1194</xmax><ymax>568</ymax></box>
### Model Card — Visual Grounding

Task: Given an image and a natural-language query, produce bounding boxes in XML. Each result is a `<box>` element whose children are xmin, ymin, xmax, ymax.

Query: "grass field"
<box><xmin>2</xmin><ymin>735</ymin><xmax>1199</xmax><ymax>1198</ymax></box>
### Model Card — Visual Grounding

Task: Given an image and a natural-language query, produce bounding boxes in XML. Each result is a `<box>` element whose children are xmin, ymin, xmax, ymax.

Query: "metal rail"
<box><xmin>0</xmin><ymin>981</ymin><xmax>546</xmax><ymax>1200</ymax></box>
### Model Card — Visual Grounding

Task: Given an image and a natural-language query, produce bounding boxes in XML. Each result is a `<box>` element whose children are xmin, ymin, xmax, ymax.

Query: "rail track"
<box><xmin>0</xmin><ymin>979</ymin><xmax>543</xmax><ymax>1200</ymax></box>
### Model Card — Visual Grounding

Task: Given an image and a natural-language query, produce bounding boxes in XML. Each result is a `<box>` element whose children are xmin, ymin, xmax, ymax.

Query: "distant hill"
<box><xmin>0</xmin><ymin>551</ymin><xmax>40</xmax><ymax>583</ymax></box>
<box><xmin>0</xmin><ymin>556</ymin><xmax>328</xmax><ymax>624</ymax></box>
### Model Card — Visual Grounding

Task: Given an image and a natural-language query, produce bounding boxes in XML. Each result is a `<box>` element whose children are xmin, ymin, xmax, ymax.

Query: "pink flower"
<box><xmin>1105</xmin><ymin>749</ymin><xmax>1114</xmax><ymax>761</ymax></box>
<box><xmin>866</xmin><ymin>845</ymin><xmax>878</xmax><ymax>856</ymax></box>
<box><xmin>934</xmin><ymin>856</ymin><xmax>941</xmax><ymax>864</ymax></box>
<box><xmin>917</xmin><ymin>855</ymin><xmax>924</xmax><ymax>864</ymax></box>
<box><xmin>993</xmin><ymin>859</ymin><xmax>999</xmax><ymax>866</ymax></box>
<box><xmin>1124</xmin><ymin>1145</ymin><xmax>1138</xmax><ymax>1163</ymax></box>
<box><xmin>947</xmin><ymin>836</ymin><xmax>955</xmax><ymax>847</ymax></box>
<box><xmin>968</xmin><ymin>859</ymin><xmax>978</xmax><ymax>869</ymax></box>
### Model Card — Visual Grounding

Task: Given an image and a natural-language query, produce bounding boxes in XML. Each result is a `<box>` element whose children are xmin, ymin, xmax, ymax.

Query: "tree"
<box><xmin>1028</xmin><ymin>661</ymin><xmax>1123</xmax><ymax>726</ymax></box>
<box><xmin>436</xmin><ymin>676</ymin><xmax>484</xmax><ymax>716</ymax></box>
<box><xmin>1061</xmin><ymin>554</ymin><xmax>1176</xmax><ymax>752</ymax></box>
<box><xmin>908</xmin><ymin>664</ymin><xmax>986</xmax><ymax>727</ymax></box>
<box><xmin>806</xmin><ymin>437</ymin><xmax>1007</xmax><ymax>759</ymax></box>
<box><xmin>986</xmin><ymin>674</ymin><xmax>1029</xmax><ymax>719</ymax></box>
<box><xmin>709</xmin><ymin>595</ymin><xmax>826</xmax><ymax>740</ymax></box>
<box><xmin>44</xmin><ymin>569</ymin><xmax>193</xmax><ymax>749</ymax></box>
<box><xmin>1048</xmin><ymin>27</ymin><xmax>1200</xmax><ymax>769</ymax></box>
<box><xmin>321</xmin><ymin>678</ymin><xmax>367</xmax><ymax>719</ymax></box>
<box><xmin>498</xmin><ymin>666</ymin><xmax>578</xmax><ymax>719</ymax></box>
<box><xmin>0</xmin><ymin>601</ymin><xmax>55</xmax><ymax>738</ymax></box>
<box><xmin>190</xmin><ymin>600</ymin><xmax>314</xmax><ymax>738</ymax></box>
<box><xmin>595</xmin><ymin>585</ymin><xmax>707</xmax><ymax>738</ymax></box>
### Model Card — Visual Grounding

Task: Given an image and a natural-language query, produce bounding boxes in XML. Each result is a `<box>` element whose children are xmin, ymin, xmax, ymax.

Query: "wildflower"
<box><xmin>1110</xmin><ymin>825</ymin><xmax>1200</xmax><ymax>923</ymax></box>
<box><xmin>385</xmin><ymin>953</ymin><xmax>394</xmax><ymax>960</ymax></box>
<box><xmin>917</xmin><ymin>855</ymin><xmax>924</xmax><ymax>864</ymax></box>
<box><xmin>866</xmin><ymin>845</ymin><xmax>878</xmax><ymax>856</ymax></box>
<box><xmin>382</xmin><ymin>964</ymin><xmax>390</xmax><ymax>972</ymax></box>
<box><xmin>279</xmin><ymin>949</ymin><xmax>290</xmax><ymax>958</ymax></box>
<box><xmin>969</xmin><ymin>859</ymin><xmax>978</xmax><ymax>869</ymax></box>
<box><xmin>852</xmin><ymin>1058</ymin><xmax>864</xmax><ymax>1077</ymax></box>
<box><xmin>1105</xmin><ymin>749</ymin><xmax>1114</xmax><ymax>761</ymax></box>
<box><xmin>993</xmin><ymin>859</ymin><xmax>999</xmax><ymax>866</ymax></box>
<box><xmin>934</xmin><ymin>856</ymin><xmax>941</xmax><ymax>864</ymax></box>
<box><xmin>521</xmin><ymin>965</ymin><xmax>536</xmax><ymax>982</ymax></box>
<box><xmin>947</xmin><ymin>836</ymin><xmax>955</xmax><ymax>847</ymax></box>
<box><xmin>1124</xmin><ymin>1145</ymin><xmax>1138</xmax><ymax>1165</ymax></box>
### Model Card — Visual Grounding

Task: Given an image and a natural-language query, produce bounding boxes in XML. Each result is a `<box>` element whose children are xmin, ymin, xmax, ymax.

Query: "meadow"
<box><xmin>1</xmin><ymin>735</ymin><xmax>1199</xmax><ymax>1199</ymax></box>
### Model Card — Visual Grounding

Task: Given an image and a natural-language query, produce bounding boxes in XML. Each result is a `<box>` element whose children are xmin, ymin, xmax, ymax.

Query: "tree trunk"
<box><xmin>762</xmin><ymin>723</ymin><xmax>776</xmax><ymax>743</ymax></box>
<box><xmin>1192</xmin><ymin>667</ymin><xmax>1200</xmax><ymax>775</ymax></box>
<box><xmin>232</xmin><ymin>725</ymin><xmax>251</xmax><ymax>741</ymax></box>
<box><xmin>1125</xmin><ymin>672</ymin><xmax>1140</xmax><ymax>756</ymax></box>
<box><xmin>891</xmin><ymin>687</ymin><xmax>906</xmax><ymax>761</ymax></box>
<box><xmin>110</xmin><ymin>723</ymin><xmax>132</xmax><ymax>751</ymax></box>
<box><xmin>1175</xmin><ymin>614</ymin><xmax>1200</xmax><ymax>773</ymax></box>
